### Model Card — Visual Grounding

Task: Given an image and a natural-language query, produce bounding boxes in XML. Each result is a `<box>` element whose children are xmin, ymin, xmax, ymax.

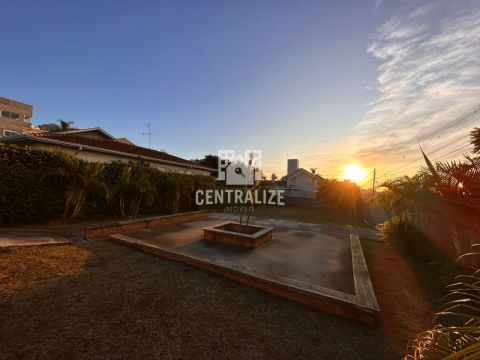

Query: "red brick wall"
<box><xmin>84</xmin><ymin>211</ymin><xmax>207</xmax><ymax>239</ymax></box>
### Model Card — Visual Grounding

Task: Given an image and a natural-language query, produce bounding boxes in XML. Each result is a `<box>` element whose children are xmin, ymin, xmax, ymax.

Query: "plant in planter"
<box><xmin>204</xmin><ymin>152</ymin><xmax>273</xmax><ymax>248</ymax></box>
<box><xmin>237</xmin><ymin>152</ymin><xmax>260</xmax><ymax>232</ymax></box>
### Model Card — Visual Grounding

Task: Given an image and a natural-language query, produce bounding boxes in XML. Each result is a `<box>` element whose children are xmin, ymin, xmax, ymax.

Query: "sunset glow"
<box><xmin>341</xmin><ymin>165</ymin><xmax>368</xmax><ymax>183</ymax></box>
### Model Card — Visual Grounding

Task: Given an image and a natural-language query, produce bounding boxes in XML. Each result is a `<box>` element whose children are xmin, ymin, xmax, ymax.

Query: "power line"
<box><xmin>382</xmin><ymin>138</ymin><xmax>469</xmax><ymax>177</ymax></box>
<box><xmin>375</xmin><ymin>143</ymin><xmax>475</xmax><ymax>183</ymax></box>
<box><xmin>377</xmin><ymin>107</ymin><xmax>479</xmax><ymax>177</ymax></box>
<box><xmin>432</xmin><ymin>143</ymin><xmax>472</xmax><ymax>161</ymax></box>
<box><xmin>379</xmin><ymin>139</ymin><xmax>473</xmax><ymax>179</ymax></box>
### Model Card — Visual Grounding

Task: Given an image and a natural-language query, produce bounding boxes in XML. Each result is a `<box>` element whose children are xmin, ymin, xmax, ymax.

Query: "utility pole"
<box><xmin>142</xmin><ymin>123</ymin><xmax>152</xmax><ymax>149</ymax></box>
<box><xmin>371</xmin><ymin>168</ymin><xmax>376</xmax><ymax>198</ymax></box>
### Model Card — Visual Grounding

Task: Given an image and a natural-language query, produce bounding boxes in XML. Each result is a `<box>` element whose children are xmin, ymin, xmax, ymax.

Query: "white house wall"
<box><xmin>30</xmin><ymin>143</ymin><xmax>211</xmax><ymax>176</ymax></box>
<box><xmin>286</xmin><ymin>172</ymin><xmax>319</xmax><ymax>199</ymax></box>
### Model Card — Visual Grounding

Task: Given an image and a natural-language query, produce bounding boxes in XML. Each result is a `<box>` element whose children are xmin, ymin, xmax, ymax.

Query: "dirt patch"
<box><xmin>361</xmin><ymin>240</ymin><xmax>438</xmax><ymax>356</ymax></box>
<box><xmin>216</xmin><ymin>222</ymin><xmax>263</xmax><ymax>235</ymax></box>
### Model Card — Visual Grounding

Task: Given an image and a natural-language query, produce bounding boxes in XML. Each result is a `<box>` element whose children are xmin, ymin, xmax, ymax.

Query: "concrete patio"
<box><xmin>0</xmin><ymin>230</ymin><xmax>71</xmax><ymax>249</ymax></box>
<box><xmin>110</xmin><ymin>213</ymin><xmax>379</xmax><ymax>324</ymax></box>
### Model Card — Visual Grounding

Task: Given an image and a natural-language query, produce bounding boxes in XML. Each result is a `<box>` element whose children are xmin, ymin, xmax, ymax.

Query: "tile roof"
<box><xmin>54</xmin><ymin>127</ymin><xmax>116</xmax><ymax>139</ymax></box>
<box><xmin>29</xmin><ymin>132</ymin><xmax>214</xmax><ymax>172</ymax></box>
<box><xmin>283</xmin><ymin>168</ymin><xmax>325</xmax><ymax>181</ymax></box>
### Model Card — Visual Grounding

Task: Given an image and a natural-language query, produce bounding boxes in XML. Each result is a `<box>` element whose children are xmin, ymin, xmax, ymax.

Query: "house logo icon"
<box><xmin>217</xmin><ymin>150</ymin><xmax>262</xmax><ymax>186</ymax></box>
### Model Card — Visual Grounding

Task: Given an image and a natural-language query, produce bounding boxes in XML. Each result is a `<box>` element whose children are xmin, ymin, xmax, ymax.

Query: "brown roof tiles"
<box><xmin>30</xmin><ymin>132</ymin><xmax>214</xmax><ymax>171</ymax></box>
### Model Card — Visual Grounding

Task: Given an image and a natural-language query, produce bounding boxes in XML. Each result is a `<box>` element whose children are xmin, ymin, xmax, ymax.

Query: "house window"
<box><xmin>2</xmin><ymin>130</ymin><xmax>19</xmax><ymax>137</ymax></box>
<box><xmin>1</xmin><ymin>111</ymin><xmax>21</xmax><ymax>120</ymax></box>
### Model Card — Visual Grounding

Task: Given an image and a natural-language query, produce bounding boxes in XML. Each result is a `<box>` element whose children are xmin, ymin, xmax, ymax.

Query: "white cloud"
<box><xmin>355</xmin><ymin>1</ymin><xmax>480</xmax><ymax>171</ymax></box>
<box><xmin>374</xmin><ymin>0</ymin><xmax>384</xmax><ymax>10</ymax></box>
<box><xmin>264</xmin><ymin>1</ymin><xmax>480</xmax><ymax>181</ymax></box>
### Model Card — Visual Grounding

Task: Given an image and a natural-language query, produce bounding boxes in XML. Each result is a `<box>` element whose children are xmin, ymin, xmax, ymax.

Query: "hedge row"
<box><xmin>0</xmin><ymin>144</ymin><xmax>215</xmax><ymax>226</ymax></box>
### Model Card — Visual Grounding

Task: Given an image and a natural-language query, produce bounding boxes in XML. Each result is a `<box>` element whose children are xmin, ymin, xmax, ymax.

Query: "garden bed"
<box><xmin>203</xmin><ymin>221</ymin><xmax>273</xmax><ymax>248</ymax></box>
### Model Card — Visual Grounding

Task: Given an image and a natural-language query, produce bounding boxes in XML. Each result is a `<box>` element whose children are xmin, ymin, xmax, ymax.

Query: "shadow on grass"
<box><xmin>379</xmin><ymin>221</ymin><xmax>462</xmax><ymax>303</ymax></box>
<box><xmin>1</xmin><ymin>240</ymin><xmax>399</xmax><ymax>360</ymax></box>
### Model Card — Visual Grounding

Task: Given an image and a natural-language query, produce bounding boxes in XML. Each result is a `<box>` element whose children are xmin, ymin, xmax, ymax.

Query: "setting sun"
<box><xmin>341</xmin><ymin>164</ymin><xmax>368</xmax><ymax>183</ymax></box>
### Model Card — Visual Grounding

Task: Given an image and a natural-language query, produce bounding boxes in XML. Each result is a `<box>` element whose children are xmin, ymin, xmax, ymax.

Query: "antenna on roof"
<box><xmin>142</xmin><ymin>123</ymin><xmax>152</xmax><ymax>149</ymax></box>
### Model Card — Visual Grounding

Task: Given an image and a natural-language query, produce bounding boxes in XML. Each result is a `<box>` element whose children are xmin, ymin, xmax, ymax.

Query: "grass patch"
<box><xmin>378</xmin><ymin>218</ymin><xmax>461</xmax><ymax>299</ymax></box>
<box><xmin>0</xmin><ymin>240</ymin><xmax>401</xmax><ymax>360</ymax></box>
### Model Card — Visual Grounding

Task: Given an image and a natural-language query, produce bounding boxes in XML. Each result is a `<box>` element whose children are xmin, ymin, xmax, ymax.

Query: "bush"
<box><xmin>0</xmin><ymin>144</ymin><xmax>215</xmax><ymax>226</ymax></box>
<box><xmin>317</xmin><ymin>179</ymin><xmax>365</xmax><ymax>224</ymax></box>
<box><xmin>0</xmin><ymin>144</ymin><xmax>66</xmax><ymax>225</ymax></box>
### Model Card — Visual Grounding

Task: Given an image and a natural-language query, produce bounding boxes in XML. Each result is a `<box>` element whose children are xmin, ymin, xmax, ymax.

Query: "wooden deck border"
<box><xmin>109</xmin><ymin>232</ymin><xmax>380</xmax><ymax>326</ymax></box>
<box><xmin>350</xmin><ymin>234</ymin><xmax>380</xmax><ymax>312</ymax></box>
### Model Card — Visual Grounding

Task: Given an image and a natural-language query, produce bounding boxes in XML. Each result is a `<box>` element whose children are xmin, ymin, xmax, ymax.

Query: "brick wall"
<box><xmin>84</xmin><ymin>211</ymin><xmax>208</xmax><ymax>239</ymax></box>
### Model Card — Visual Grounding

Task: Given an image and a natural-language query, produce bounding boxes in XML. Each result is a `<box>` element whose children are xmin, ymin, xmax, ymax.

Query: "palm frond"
<box><xmin>403</xmin><ymin>245</ymin><xmax>480</xmax><ymax>359</ymax></box>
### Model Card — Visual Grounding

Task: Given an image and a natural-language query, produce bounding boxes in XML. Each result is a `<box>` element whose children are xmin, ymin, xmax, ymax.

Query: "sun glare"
<box><xmin>342</xmin><ymin>165</ymin><xmax>368</xmax><ymax>183</ymax></box>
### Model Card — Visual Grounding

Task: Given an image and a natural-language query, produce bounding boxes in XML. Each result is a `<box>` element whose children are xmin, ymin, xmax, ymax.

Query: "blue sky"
<box><xmin>2</xmin><ymin>0</ymin><xmax>479</xmax><ymax>181</ymax></box>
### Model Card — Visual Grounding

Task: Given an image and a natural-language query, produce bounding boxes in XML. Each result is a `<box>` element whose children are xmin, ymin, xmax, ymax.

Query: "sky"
<box><xmin>2</xmin><ymin>0</ymin><xmax>480</xmax><ymax>185</ymax></box>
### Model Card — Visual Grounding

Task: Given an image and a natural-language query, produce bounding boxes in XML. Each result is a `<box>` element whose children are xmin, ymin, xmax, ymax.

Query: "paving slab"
<box><xmin>122</xmin><ymin>214</ymin><xmax>359</xmax><ymax>296</ymax></box>
<box><xmin>112</xmin><ymin>213</ymin><xmax>379</xmax><ymax>324</ymax></box>
<box><xmin>0</xmin><ymin>231</ymin><xmax>70</xmax><ymax>248</ymax></box>
<box><xmin>181</xmin><ymin>226</ymin><xmax>354</xmax><ymax>294</ymax></box>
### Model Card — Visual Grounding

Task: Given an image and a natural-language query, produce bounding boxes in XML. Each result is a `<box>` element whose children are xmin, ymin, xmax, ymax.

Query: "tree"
<box><xmin>420</xmin><ymin>147</ymin><xmax>480</xmax><ymax>201</ymax></box>
<box><xmin>37</xmin><ymin>119</ymin><xmax>76</xmax><ymax>132</ymax></box>
<box><xmin>38</xmin><ymin>123</ymin><xmax>61</xmax><ymax>132</ymax></box>
<box><xmin>44</xmin><ymin>153</ymin><xmax>108</xmax><ymax>219</ymax></box>
<box><xmin>57</xmin><ymin>119</ymin><xmax>75</xmax><ymax>131</ymax></box>
<box><xmin>317</xmin><ymin>179</ymin><xmax>365</xmax><ymax>223</ymax></box>
<box><xmin>403</xmin><ymin>246</ymin><xmax>480</xmax><ymax>359</ymax></box>
<box><xmin>112</xmin><ymin>165</ymin><xmax>156</xmax><ymax>217</ymax></box>
<box><xmin>377</xmin><ymin>174</ymin><xmax>433</xmax><ymax>219</ymax></box>
<box><xmin>193</xmin><ymin>154</ymin><xmax>218</xmax><ymax>177</ymax></box>
<box><xmin>471</xmin><ymin>127</ymin><xmax>480</xmax><ymax>154</ymax></box>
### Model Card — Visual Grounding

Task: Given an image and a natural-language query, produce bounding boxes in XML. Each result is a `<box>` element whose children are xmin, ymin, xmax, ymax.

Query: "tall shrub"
<box><xmin>0</xmin><ymin>144</ymin><xmax>66</xmax><ymax>226</ymax></box>
<box><xmin>0</xmin><ymin>144</ymin><xmax>215</xmax><ymax>226</ymax></box>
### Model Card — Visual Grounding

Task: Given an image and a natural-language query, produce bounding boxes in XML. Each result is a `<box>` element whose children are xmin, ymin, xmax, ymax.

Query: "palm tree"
<box><xmin>112</xmin><ymin>166</ymin><xmax>156</xmax><ymax>217</ymax></box>
<box><xmin>420</xmin><ymin>147</ymin><xmax>480</xmax><ymax>201</ymax></box>
<box><xmin>44</xmin><ymin>154</ymin><xmax>107</xmax><ymax>219</ymax></box>
<box><xmin>378</xmin><ymin>174</ymin><xmax>434</xmax><ymax>218</ymax></box>
<box><xmin>471</xmin><ymin>127</ymin><xmax>480</xmax><ymax>154</ymax></box>
<box><xmin>113</xmin><ymin>166</ymin><xmax>134</xmax><ymax>217</ymax></box>
<box><xmin>168</xmin><ymin>173</ymin><xmax>194</xmax><ymax>214</ymax></box>
<box><xmin>37</xmin><ymin>119</ymin><xmax>75</xmax><ymax>132</ymax></box>
<box><xmin>403</xmin><ymin>245</ymin><xmax>480</xmax><ymax>359</ymax></box>
<box><xmin>58</xmin><ymin>119</ymin><xmax>75</xmax><ymax>131</ymax></box>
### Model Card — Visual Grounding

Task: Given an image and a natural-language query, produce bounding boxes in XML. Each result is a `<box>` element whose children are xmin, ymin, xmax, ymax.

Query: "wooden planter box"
<box><xmin>203</xmin><ymin>221</ymin><xmax>273</xmax><ymax>249</ymax></box>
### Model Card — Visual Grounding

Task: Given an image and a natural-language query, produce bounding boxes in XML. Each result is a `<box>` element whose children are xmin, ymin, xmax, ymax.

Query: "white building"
<box><xmin>0</xmin><ymin>127</ymin><xmax>214</xmax><ymax>176</ymax></box>
<box><xmin>281</xmin><ymin>159</ymin><xmax>325</xmax><ymax>199</ymax></box>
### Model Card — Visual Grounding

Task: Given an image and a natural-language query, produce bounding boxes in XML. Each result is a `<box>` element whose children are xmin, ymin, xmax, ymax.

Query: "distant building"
<box><xmin>281</xmin><ymin>159</ymin><xmax>325</xmax><ymax>199</ymax></box>
<box><xmin>287</xmin><ymin>159</ymin><xmax>299</xmax><ymax>175</ymax></box>
<box><xmin>1</xmin><ymin>127</ymin><xmax>214</xmax><ymax>176</ymax></box>
<box><xmin>0</xmin><ymin>96</ymin><xmax>213</xmax><ymax>175</ymax></box>
<box><xmin>0</xmin><ymin>97</ymin><xmax>33</xmax><ymax>137</ymax></box>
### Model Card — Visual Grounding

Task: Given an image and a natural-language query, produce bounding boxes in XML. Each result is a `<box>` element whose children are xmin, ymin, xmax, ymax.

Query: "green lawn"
<box><xmin>0</xmin><ymin>238</ymin><xmax>439</xmax><ymax>360</ymax></box>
